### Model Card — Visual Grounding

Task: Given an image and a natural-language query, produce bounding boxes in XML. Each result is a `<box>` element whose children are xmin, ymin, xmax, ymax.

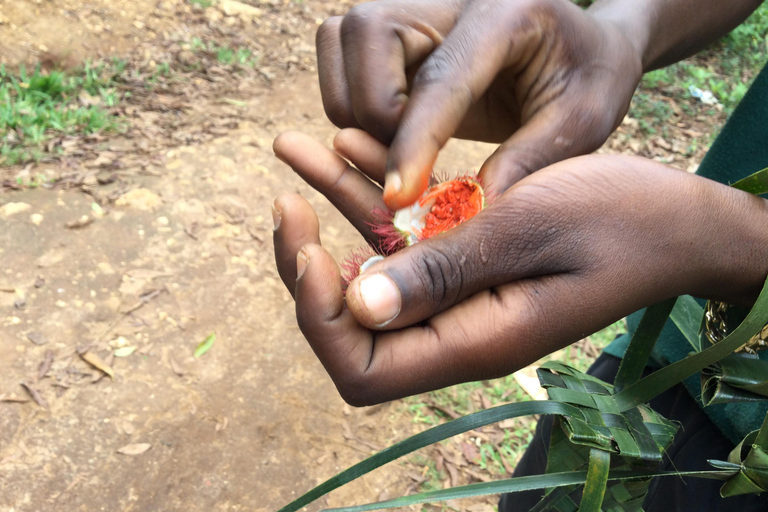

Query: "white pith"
<box><xmin>392</xmin><ymin>197</ymin><xmax>438</xmax><ymax>246</ymax></box>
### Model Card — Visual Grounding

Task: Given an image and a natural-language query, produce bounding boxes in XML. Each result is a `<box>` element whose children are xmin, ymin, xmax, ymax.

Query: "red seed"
<box><xmin>420</xmin><ymin>177</ymin><xmax>482</xmax><ymax>240</ymax></box>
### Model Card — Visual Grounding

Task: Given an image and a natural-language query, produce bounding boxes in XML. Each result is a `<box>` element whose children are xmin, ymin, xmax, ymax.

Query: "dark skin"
<box><xmin>273</xmin><ymin>129</ymin><xmax>768</xmax><ymax>406</ymax></box>
<box><xmin>272</xmin><ymin>0</ymin><xmax>768</xmax><ymax>406</ymax></box>
<box><xmin>316</xmin><ymin>0</ymin><xmax>763</xmax><ymax>208</ymax></box>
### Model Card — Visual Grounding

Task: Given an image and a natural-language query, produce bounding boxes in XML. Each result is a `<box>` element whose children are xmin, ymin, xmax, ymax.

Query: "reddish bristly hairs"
<box><xmin>369</xmin><ymin>207</ymin><xmax>407</xmax><ymax>256</ymax></box>
<box><xmin>340</xmin><ymin>246</ymin><xmax>379</xmax><ymax>292</ymax></box>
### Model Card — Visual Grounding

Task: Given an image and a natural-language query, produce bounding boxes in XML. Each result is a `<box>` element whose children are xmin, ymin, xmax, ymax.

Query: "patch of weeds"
<box><xmin>187</xmin><ymin>38</ymin><xmax>259</xmax><ymax>68</ymax></box>
<box><xmin>216</xmin><ymin>47</ymin><xmax>236</xmax><ymax>65</ymax></box>
<box><xmin>216</xmin><ymin>45</ymin><xmax>258</xmax><ymax>67</ymax></box>
<box><xmin>641</xmin><ymin>68</ymin><xmax>675</xmax><ymax>89</ymax></box>
<box><xmin>15</xmin><ymin>173</ymin><xmax>55</xmax><ymax>188</ymax></box>
<box><xmin>401</xmin><ymin>321</ymin><xmax>626</xmax><ymax>483</ymax></box>
<box><xmin>410</xmin><ymin>455</ymin><xmax>446</xmax><ymax>493</ymax></box>
<box><xmin>629</xmin><ymin>92</ymin><xmax>673</xmax><ymax>135</ymax></box>
<box><xmin>189</xmin><ymin>0</ymin><xmax>215</xmax><ymax>8</ymax></box>
<box><xmin>639</xmin><ymin>3</ymin><xmax>768</xmax><ymax>117</ymax></box>
<box><xmin>146</xmin><ymin>61</ymin><xmax>174</xmax><ymax>86</ymax></box>
<box><xmin>190</xmin><ymin>37</ymin><xmax>206</xmax><ymax>52</ymax></box>
<box><xmin>0</xmin><ymin>61</ymin><xmax>130</xmax><ymax>166</ymax></box>
<box><xmin>156</xmin><ymin>62</ymin><xmax>172</xmax><ymax>77</ymax></box>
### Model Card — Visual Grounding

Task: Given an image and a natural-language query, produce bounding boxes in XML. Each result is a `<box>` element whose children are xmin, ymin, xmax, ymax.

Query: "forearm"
<box><xmin>688</xmin><ymin>178</ymin><xmax>768</xmax><ymax>307</ymax></box>
<box><xmin>588</xmin><ymin>0</ymin><xmax>763</xmax><ymax>71</ymax></box>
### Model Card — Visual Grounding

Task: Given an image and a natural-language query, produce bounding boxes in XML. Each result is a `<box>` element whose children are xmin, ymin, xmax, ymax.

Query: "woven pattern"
<box><xmin>534</xmin><ymin>361</ymin><xmax>679</xmax><ymax>512</ymax></box>
<box><xmin>538</xmin><ymin>361</ymin><xmax>678</xmax><ymax>461</ymax></box>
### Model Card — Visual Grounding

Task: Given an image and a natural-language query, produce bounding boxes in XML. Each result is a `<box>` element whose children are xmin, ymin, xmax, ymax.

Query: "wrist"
<box><xmin>687</xmin><ymin>179</ymin><xmax>768</xmax><ymax>307</ymax></box>
<box><xmin>587</xmin><ymin>0</ymin><xmax>653</xmax><ymax>71</ymax></box>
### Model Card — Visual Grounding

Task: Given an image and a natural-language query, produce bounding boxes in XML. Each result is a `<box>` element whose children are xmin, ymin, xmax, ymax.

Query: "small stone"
<box><xmin>98</xmin><ymin>262</ymin><xmax>115</xmax><ymax>275</ymax></box>
<box><xmin>133</xmin><ymin>20</ymin><xmax>145</xmax><ymax>29</ymax></box>
<box><xmin>109</xmin><ymin>336</ymin><xmax>129</xmax><ymax>348</ymax></box>
<box><xmin>2</xmin><ymin>202</ymin><xmax>31</xmax><ymax>218</ymax></box>
<box><xmin>30</xmin><ymin>213</ymin><xmax>43</xmax><ymax>226</ymax></box>
<box><xmin>115</xmin><ymin>189</ymin><xmax>162</xmax><ymax>211</ymax></box>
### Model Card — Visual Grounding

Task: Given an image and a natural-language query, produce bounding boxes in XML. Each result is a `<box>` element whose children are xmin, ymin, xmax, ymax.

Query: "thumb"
<box><xmin>344</xmin><ymin>191</ymin><xmax>579</xmax><ymax>330</ymax></box>
<box><xmin>381</xmin><ymin>4</ymin><xmax>514</xmax><ymax>210</ymax></box>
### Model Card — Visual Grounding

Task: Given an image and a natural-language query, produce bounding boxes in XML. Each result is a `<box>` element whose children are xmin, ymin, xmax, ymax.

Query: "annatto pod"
<box><xmin>341</xmin><ymin>175</ymin><xmax>486</xmax><ymax>290</ymax></box>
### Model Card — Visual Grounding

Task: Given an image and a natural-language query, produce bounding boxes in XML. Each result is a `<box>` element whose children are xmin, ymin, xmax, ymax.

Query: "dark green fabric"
<box><xmin>604</xmin><ymin>63</ymin><xmax>768</xmax><ymax>445</ymax></box>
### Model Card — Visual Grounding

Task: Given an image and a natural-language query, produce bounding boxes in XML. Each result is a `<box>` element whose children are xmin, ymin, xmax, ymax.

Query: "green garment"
<box><xmin>604</xmin><ymin>63</ymin><xmax>768</xmax><ymax>445</ymax></box>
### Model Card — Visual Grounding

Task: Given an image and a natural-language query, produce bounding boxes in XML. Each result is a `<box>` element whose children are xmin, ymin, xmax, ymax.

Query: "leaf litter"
<box><xmin>79</xmin><ymin>350</ymin><xmax>115</xmax><ymax>381</ymax></box>
<box><xmin>117</xmin><ymin>443</ymin><xmax>151</xmax><ymax>456</ymax></box>
<box><xmin>20</xmin><ymin>381</ymin><xmax>49</xmax><ymax>408</ymax></box>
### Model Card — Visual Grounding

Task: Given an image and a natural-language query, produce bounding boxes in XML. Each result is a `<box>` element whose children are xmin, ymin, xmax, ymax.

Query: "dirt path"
<box><xmin>0</xmin><ymin>51</ymin><xmax>501</xmax><ymax>510</ymax></box>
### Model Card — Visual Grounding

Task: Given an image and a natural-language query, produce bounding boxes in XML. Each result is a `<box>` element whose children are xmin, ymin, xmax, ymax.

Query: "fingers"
<box><xmin>345</xmin><ymin>182</ymin><xmax>583</xmax><ymax>330</ymax></box>
<box><xmin>340</xmin><ymin>2</ymin><xmax>446</xmax><ymax>143</ymax></box>
<box><xmin>290</xmin><ymin>242</ymin><xmax>568</xmax><ymax>405</ymax></box>
<box><xmin>273</xmin><ymin>194</ymin><xmax>320</xmax><ymax>297</ymax></box>
<box><xmin>316</xmin><ymin>17</ymin><xmax>361</xmax><ymax>130</ymax></box>
<box><xmin>317</xmin><ymin>3</ymin><xmax>451</xmax><ymax>140</ymax></box>
<box><xmin>273</xmin><ymin>131</ymin><xmax>386</xmax><ymax>243</ymax></box>
<box><xmin>333</xmin><ymin>128</ymin><xmax>389</xmax><ymax>186</ymax></box>
<box><xmin>293</xmin><ymin>243</ymin><xmax>377</xmax><ymax>404</ymax></box>
<box><xmin>382</xmin><ymin>2</ymin><xmax>527</xmax><ymax>209</ymax></box>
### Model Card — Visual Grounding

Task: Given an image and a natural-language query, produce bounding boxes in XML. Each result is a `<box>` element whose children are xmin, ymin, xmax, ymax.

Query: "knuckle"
<box><xmin>413</xmin><ymin>45</ymin><xmax>465</xmax><ymax>89</ymax></box>
<box><xmin>352</xmin><ymin>103</ymin><xmax>398</xmax><ymax>144</ymax></box>
<box><xmin>409</xmin><ymin>244</ymin><xmax>466</xmax><ymax>310</ymax></box>
<box><xmin>316</xmin><ymin>16</ymin><xmax>342</xmax><ymax>47</ymax></box>
<box><xmin>340</xmin><ymin>3</ymin><xmax>384</xmax><ymax>42</ymax></box>
<box><xmin>321</xmin><ymin>92</ymin><xmax>355</xmax><ymax>129</ymax></box>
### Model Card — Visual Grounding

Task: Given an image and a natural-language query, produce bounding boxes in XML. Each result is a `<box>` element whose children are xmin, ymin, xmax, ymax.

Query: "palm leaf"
<box><xmin>731</xmin><ymin>166</ymin><xmax>768</xmax><ymax>195</ymax></box>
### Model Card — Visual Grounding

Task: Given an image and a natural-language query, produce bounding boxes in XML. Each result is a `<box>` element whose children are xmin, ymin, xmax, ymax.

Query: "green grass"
<box><xmin>0</xmin><ymin>61</ymin><xmax>128</xmax><ymax>166</ymax></box>
<box><xmin>189</xmin><ymin>0</ymin><xmax>215</xmax><ymax>8</ymax></box>
<box><xmin>188</xmin><ymin>37</ymin><xmax>259</xmax><ymax>67</ymax></box>
<box><xmin>637</xmin><ymin>3</ymin><xmax>768</xmax><ymax>117</ymax></box>
<box><xmin>404</xmin><ymin>321</ymin><xmax>627</xmax><ymax>492</ymax></box>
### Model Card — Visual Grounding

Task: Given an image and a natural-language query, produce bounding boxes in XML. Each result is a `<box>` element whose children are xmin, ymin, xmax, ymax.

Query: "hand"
<box><xmin>273</xmin><ymin>129</ymin><xmax>768</xmax><ymax>406</ymax></box>
<box><xmin>316</xmin><ymin>0</ymin><xmax>643</xmax><ymax>208</ymax></box>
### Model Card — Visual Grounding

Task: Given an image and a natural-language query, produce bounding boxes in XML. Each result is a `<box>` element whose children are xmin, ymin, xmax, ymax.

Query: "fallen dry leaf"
<box><xmin>65</xmin><ymin>215</ymin><xmax>95</xmax><ymax>229</ymax></box>
<box><xmin>513</xmin><ymin>366</ymin><xmax>548</xmax><ymax>401</ymax></box>
<box><xmin>38</xmin><ymin>350</ymin><xmax>55</xmax><ymax>380</ymax></box>
<box><xmin>168</xmin><ymin>355</ymin><xmax>185</xmax><ymax>376</ymax></box>
<box><xmin>117</xmin><ymin>443</ymin><xmax>151</xmax><ymax>455</ymax></box>
<box><xmin>20</xmin><ymin>381</ymin><xmax>48</xmax><ymax>408</ymax></box>
<box><xmin>27</xmin><ymin>332</ymin><xmax>48</xmax><ymax>346</ymax></box>
<box><xmin>0</xmin><ymin>392</ymin><xmax>30</xmax><ymax>403</ymax></box>
<box><xmin>36</xmin><ymin>248</ymin><xmax>66</xmax><ymax>268</ymax></box>
<box><xmin>79</xmin><ymin>351</ymin><xmax>115</xmax><ymax>380</ymax></box>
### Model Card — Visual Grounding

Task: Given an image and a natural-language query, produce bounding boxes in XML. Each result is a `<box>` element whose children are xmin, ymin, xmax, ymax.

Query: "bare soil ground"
<box><xmin>0</xmin><ymin>1</ymin><xmax>712</xmax><ymax>511</ymax></box>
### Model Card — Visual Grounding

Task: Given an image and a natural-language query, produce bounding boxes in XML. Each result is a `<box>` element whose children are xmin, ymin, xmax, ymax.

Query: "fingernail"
<box><xmin>385</xmin><ymin>172</ymin><xmax>403</xmax><ymax>195</ymax></box>
<box><xmin>358</xmin><ymin>273</ymin><xmax>401</xmax><ymax>326</ymax></box>
<box><xmin>296</xmin><ymin>250</ymin><xmax>309</xmax><ymax>280</ymax></box>
<box><xmin>272</xmin><ymin>202</ymin><xmax>282</xmax><ymax>232</ymax></box>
